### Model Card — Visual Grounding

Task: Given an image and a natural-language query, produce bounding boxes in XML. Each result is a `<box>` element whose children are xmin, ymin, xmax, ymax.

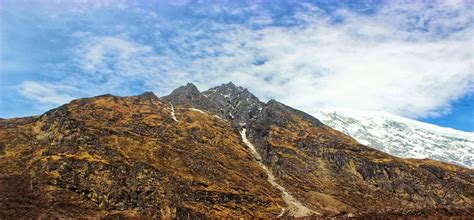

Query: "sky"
<box><xmin>0</xmin><ymin>0</ymin><xmax>473</xmax><ymax>131</ymax></box>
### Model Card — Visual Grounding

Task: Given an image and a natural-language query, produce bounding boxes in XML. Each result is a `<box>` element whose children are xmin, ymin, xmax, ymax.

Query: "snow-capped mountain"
<box><xmin>314</xmin><ymin>108</ymin><xmax>474</xmax><ymax>168</ymax></box>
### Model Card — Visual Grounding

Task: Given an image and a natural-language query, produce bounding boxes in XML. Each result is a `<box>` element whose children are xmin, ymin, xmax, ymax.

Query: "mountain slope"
<box><xmin>315</xmin><ymin>109</ymin><xmax>474</xmax><ymax>168</ymax></box>
<box><xmin>246</xmin><ymin>100</ymin><xmax>473</xmax><ymax>217</ymax></box>
<box><xmin>0</xmin><ymin>93</ymin><xmax>285</xmax><ymax>218</ymax></box>
<box><xmin>166</xmin><ymin>83</ymin><xmax>474</xmax><ymax>217</ymax></box>
<box><xmin>1</xmin><ymin>83</ymin><xmax>473</xmax><ymax>218</ymax></box>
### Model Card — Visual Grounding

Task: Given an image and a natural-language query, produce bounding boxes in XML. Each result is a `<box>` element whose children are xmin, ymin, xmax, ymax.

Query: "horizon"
<box><xmin>1</xmin><ymin>0</ymin><xmax>473</xmax><ymax>131</ymax></box>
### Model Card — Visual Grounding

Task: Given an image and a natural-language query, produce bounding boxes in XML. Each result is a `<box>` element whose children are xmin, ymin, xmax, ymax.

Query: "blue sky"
<box><xmin>0</xmin><ymin>0</ymin><xmax>473</xmax><ymax>131</ymax></box>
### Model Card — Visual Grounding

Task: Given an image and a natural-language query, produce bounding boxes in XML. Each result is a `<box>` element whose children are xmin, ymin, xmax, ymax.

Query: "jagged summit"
<box><xmin>225</xmin><ymin>81</ymin><xmax>236</xmax><ymax>86</ymax></box>
<box><xmin>167</xmin><ymin>83</ymin><xmax>200</xmax><ymax>96</ymax></box>
<box><xmin>266</xmin><ymin>99</ymin><xmax>279</xmax><ymax>105</ymax></box>
<box><xmin>202</xmin><ymin>82</ymin><xmax>264</xmax><ymax>123</ymax></box>
<box><xmin>204</xmin><ymin>82</ymin><xmax>245</xmax><ymax>95</ymax></box>
<box><xmin>139</xmin><ymin>91</ymin><xmax>159</xmax><ymax>100</ymax></box>
<box><xmin>161</xmin><ymin>83</ymin><xmax>219</xmax><ymax>112</ymax></box>
<box><xmin>162</xmin><ymin>81</ymin><xmax>267</xmax><ymax>123</ymax></box>
<box><xmin>220</xmin><ymin>81</ymin><xmax>238</xmax><ymax>89</ymax></box>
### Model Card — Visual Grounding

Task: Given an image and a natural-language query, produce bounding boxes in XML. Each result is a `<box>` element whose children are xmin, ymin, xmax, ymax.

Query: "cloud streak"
<box><xmin>19</xmin><ymin>81</ymin><xmax>74</xmax><ymax>106</ymax></box>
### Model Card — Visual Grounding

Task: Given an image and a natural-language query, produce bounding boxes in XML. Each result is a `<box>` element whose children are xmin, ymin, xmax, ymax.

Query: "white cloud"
<box><xmin>183</xmin><ymin>1</ymin><xmax>474</xmax><ymax>118</ymax></box>
<box><xmin>18</xmin><ymin>1</ymin><xmax>473</xmax><ymax>119</ymax></box>
<box><xmin>19</xmin><ymin>81</ymin><xmax>74</xmax><ymax>106</ymax></box>
<box><xmin>249</xmin><ymin>19</ymin><xmax>473</xmax><ymax>118</ymax></box>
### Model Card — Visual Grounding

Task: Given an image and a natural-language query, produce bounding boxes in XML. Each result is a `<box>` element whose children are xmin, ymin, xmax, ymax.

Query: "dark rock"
<box><xmin>0</xmin><ymin>175</ymin><xmax>47</xmax><ymax>219</ymax></box>
<box><xmin>202</xmin><ymin>82</ymin><xmax>264</xmax><ymax>123</ymax></box>
<box><xmin>138</xmin><ymin>91</ymin><xmax>159</xmax><ymax>100</ymax></box>
<box><xmin>161</xmin><ymin>83</ymin><xmax>219</xmax><ymax>113</ymax></box>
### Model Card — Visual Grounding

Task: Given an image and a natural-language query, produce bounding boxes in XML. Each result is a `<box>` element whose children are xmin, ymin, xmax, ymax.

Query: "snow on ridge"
<box><xmin>318</xmin><ymin>107</ymin><xmax>474</xmax><ymax>140</ymax></box>
<box><xmin>189</xmin><ymin>108</ymin><xmax>207</xmax><ymax>114</ymax></box>
<box><xmin>314</xmin><ymin>107</ymin><xmax>474</xmax><ymax>168</ymax></box>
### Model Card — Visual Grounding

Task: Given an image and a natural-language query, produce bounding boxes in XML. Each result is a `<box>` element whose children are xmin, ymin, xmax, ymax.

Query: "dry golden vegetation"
<box><xmin>0</xmin><ymin>91</ymin><xmax>473</xmax><ymax>218</ymax></box>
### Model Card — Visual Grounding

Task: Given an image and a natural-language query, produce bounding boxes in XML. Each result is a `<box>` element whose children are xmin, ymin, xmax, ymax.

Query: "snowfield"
<box><xmin>314</xmin><ymin>108</ymin><xmax>474</xmax><ymax>169</ymax></box>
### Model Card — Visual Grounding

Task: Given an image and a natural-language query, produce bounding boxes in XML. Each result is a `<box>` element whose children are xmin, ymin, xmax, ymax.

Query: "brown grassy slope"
<box><xmin>0</xmin><ymin>94</ymin><xmax>284</xmax><ymax>218</ymax></box>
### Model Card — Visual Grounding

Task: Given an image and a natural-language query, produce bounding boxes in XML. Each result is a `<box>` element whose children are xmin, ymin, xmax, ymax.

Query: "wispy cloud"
<box><xmin>8</xmin><ymin>0</ymin><xmax>474</xmax><ymax>119</ymax></box>
<box><xmin>19</xmin><ymin>81</ymin><xmax>74</xmax><ymax>106</ymax></box>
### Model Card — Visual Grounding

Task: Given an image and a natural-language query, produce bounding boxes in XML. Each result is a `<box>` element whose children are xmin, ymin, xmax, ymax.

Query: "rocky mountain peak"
<box><xmin>170</xmin><ymin>83</ymin><xmax>200</xmax><ymax>96</ymax></box>
<box><xmin>138</xmin><ymin>91</ymin><xmax>159</xmax><ymax>100</ymax></box>
<box><xmin>204</xmin><ymin>82</ymin><xmax>244</xmax><ymax>96</ymax></box>
<box><xmin>202</xmin><ymin>82</ymin><xmax>264</xmax><ymax>123</ymax></box>
<box><xmin>222</xmin><ymin>81</ymin><xmax>238</xmax><ymax>89</ymax></box>
<box><xmin>226</xmin><ymin>81</ymin><xmax>235</xmax><ymax>86</ymax></box>
<box><xmin>265</xmin><ymin>99</ymin><xmax>281</xmax><ymax>107</ymax></box>
<box><xmin>161</xmin><ymin>83</ymin><xmax>218</xmax><ymax>112</ymax></box>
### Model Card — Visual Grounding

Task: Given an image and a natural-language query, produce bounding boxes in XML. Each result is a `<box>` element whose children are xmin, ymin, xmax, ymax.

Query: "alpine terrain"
<box><xmin>0</xmin><ymin>82</ymin><xmax>473</xmax><ymax>218</ymax></box>
<box><xmin>315</xmin><ymin>109</ymin><xmax>474</xmax><ymax>168</ymax></box>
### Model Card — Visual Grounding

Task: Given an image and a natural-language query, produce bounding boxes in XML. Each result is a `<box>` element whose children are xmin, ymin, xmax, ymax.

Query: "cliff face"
<box><xmin>1</xmin><ymin>83</ymin><xmax>473</xmax><ymax>218</ymax></box>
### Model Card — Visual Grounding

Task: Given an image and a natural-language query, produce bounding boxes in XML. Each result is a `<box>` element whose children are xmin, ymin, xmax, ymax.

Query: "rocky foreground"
<box><xmin>1</xmin><ymin>82</ymin><xmax>473</xmax><ymax>218</ymax></box>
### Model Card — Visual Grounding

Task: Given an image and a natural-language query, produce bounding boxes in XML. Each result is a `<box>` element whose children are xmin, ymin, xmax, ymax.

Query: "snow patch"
<box><xmin>218</xmin><ymin>93</ymin><xmax>231</xmax><ymax>98</ymax></box>
<box><xmin>170</xmin><ymin>103</ymin><xmax>178</xmax><ymax>122</ymax></box>
<box><xmin>214</xmin><ymin>115</ymin><xmax>225</xmax><ymax>120</ymax></box>
<box><xmin>189</xmin><ymin>108</ymin><xmax>207</xmax><ymax>114</ymax></box>
<box><xmin>277</xmin><ymin>208</ymin><xmax>285</xmax><ymax>218</ymax></box>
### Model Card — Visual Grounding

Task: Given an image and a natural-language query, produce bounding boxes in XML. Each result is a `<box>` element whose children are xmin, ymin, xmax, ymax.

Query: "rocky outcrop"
<box><xmin>202</xmin><ymin>82</ymin><xmax>264</xmax><ymax>123</ymax></box>
<box><xmin>1</xmin><ymin>83</ymin><xmax>473</xmax><ymax>218</ymax></box>
<box><xmin>161</xmin><ymin>83</ymin><xmax>219</xmax><ymax>114</ymax></box>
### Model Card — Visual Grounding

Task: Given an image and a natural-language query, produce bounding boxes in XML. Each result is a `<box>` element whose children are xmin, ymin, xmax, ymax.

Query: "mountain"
<box><xmin>202</xmin><ymin>82</ymin><xmax>264</xmax><ymax>123</ymax></box>
<box><xmin>0</xmin><ymin>92</ymin><xmax>285</xmax><ymax>218</ymax></box>
<box><xmin>315</xmin><ymin>108</ymin><xmax>474</xmax><ymax>168</ymax></box>
<box><xmin>1</xmin><ymin>83</ymin><xmax>473</xmax><ymax>218</ymax></box>
<box><xmin>161</xmin><ymin>83</ymin><xmax>219</xmax><ymax>113</ymax></box>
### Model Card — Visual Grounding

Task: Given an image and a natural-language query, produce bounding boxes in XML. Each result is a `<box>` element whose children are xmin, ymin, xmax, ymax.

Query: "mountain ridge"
<box><xmin>315</xmin><ymin>108</ymin><xmax>474</xmax><ymax>168</ymax></box>
<box><xmin>0</xmin><ymin>82</ymin><xmax>473</xmax><ymax>218</ymax></box>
